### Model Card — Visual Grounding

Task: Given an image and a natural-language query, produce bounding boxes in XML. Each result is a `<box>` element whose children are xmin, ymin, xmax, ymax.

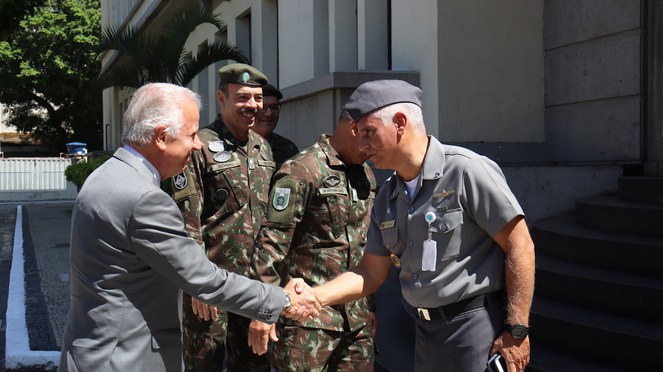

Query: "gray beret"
<box><xmin>344</xmin><ymin>80</ymin><xmax>423</xmax><ymax>121</ymax></box>
<box><xmin>218</xmin><ymin>63</ymin><xmax>268</xmax><ymax>87</ymax></box>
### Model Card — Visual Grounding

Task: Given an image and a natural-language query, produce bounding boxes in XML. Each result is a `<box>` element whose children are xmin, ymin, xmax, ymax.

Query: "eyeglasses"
<box><xmin>264</xmin><ymin>104</ymin><xmax>281</xmax><ymax>113</ymax></box>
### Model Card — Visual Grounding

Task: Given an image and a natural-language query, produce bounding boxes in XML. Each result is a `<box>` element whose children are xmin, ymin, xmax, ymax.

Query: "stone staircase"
<box><xmin>527</xmin><ymin>176</ymin><xmax>663</xmax><ymax>372</ymax></box>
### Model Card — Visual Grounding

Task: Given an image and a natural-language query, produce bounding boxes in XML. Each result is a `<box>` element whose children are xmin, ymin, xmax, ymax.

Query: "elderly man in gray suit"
<box><xmin>59</xmin><ymin>83</ymin><xmax>320</xmax><ymax>372</ymax></box>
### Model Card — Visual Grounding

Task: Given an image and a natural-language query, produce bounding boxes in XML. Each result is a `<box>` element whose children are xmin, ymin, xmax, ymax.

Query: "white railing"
<box><xmin>0</xmin><ymin>158</ymin><xmax>72</xmax><ymax>191</ymax></box>
<box><xmin>0</xmin><ymin>158</ymin><xmax>78</xmax><ymax>201</ymax></box>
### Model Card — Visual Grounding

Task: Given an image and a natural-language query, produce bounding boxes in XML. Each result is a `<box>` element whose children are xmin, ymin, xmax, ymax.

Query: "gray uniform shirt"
<box><xmin>365</xmin><ymin>136</ymin><xmax>523</xmax><ymax>309</ymax></box>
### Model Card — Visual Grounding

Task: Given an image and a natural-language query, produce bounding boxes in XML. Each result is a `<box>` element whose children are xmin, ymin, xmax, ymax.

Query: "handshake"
<box><xmin>247</xmin><ymin>278</ymin><xmax>322</xmax><ymax>355</ymax></box>
<box><xmin>281</xmin><ymin>278</ymin><xmax>321</xmax><ymax>321</ymax></box>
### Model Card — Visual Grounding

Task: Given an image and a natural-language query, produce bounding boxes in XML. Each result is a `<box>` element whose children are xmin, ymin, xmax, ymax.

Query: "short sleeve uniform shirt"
<box><xmin>365</xmin><ymin>136</ymin><xmax>524</xmax><ymax>309</ymax></box>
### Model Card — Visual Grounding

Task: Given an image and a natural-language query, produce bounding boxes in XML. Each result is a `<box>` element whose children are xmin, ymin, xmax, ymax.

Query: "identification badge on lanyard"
<box><xmin>422</xmin><ymin>211</ymin><xmax>437</xmax><ymax>271</ymax></box>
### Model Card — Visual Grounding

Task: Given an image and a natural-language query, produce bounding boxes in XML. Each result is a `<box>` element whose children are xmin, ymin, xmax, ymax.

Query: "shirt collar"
<box><xmin>319</xmin><ymin>134</ymin><xmax>345</xmax><ymax>167</ymax></box>
<box><xmin>420</xmin><ymin>136</ymin><xmax>446</xmax><ymax>180</ymax></box>
<box><xmin>389</xmin><ymin>136</ymin><xmax>445</xmax><ymax>200</ymax></box>
<box><xmin>122</xmin><ymin>144</ymin><xmax>160</xmax><ymax>185</ymax></box>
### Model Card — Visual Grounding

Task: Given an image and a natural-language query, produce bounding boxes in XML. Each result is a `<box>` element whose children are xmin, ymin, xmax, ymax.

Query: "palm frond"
<box><xmin>99</xmin><ymin>25</ymin><xmax>150</xmax><ymax>60</ymax></box>
<box><xmin>176</xmin><ymin>42</ymin><xmax>249</xmax><ymax>86</ymax></box>
<box><xmin>160</xmin><ymin>5</ymin><xmax>225</xmax><ymax>80</ymax></box>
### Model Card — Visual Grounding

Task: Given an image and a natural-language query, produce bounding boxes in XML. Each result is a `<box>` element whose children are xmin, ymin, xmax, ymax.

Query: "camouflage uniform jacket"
<box><xmin>253</xmin><ymin>135</ymin><xmax>376</xmax><ymax>332</ymax></box>
<box><xmin>267</xmin><ymin>131</ymin><xmax>299</xmax><ymax>169</ymax></box>
<box><xmin>170</xmin><ymin>119</ymin><xmax>276</xmax><ymax>277</ymax></box>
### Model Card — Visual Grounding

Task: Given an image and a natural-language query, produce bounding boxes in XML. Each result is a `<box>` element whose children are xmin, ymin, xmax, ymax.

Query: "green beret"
<box><xmin>262</xmin><ymin>84</ymin><xmax>283</xmax><ymax>99</ymax></box>
<box><xmin>218</xmin><ymin>63</ymin><xmax>268</xmax><ymax>87</ymax></box>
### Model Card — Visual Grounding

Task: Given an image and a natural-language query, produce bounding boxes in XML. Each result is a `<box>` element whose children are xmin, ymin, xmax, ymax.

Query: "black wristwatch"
<box><xmin>505</xmin><ymin>323</ymin><xmax>530</xmax><ymax>339</ymax></box>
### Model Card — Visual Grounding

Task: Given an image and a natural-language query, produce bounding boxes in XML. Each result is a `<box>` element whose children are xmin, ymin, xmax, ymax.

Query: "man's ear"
<box><xmin>394</xmin><ymin>112</ymin><xmax>407</xmax><ymax>133</ymax></box>
<box><xmin>154</xmin><ymin>125</ymin><xmax>169</xmax><ymax>150</ymax></box>
<box><xmin>217</xmin><ymin>89</ymin><xmax>226</xmax><ymax>107</ymax></box>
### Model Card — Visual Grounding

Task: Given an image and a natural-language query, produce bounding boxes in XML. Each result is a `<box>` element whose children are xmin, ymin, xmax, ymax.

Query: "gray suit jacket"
<box><xmin>59</xmin><ymin>147</ymin><xmax>286</xmax><ymax>372</ymax></box>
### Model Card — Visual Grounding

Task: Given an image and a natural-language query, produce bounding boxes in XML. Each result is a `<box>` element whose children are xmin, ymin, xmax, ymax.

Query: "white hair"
<box><xmin>369</xmin><ymin>102</ymin><xmax>426</xmax><ymax>135</ymax></box>
<box><xmin>122</xmin><ymin>83</ymin><xmax>202</xmax><ymax>146</ymax></box>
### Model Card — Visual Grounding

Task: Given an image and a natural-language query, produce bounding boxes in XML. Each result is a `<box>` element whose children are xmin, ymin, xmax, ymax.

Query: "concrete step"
<box><xmin>575</xmin><ymin>195</ymin><xmax>663</xmax><ymax>237</ymax></box>
<box><xmin>619</xmin><ymin>176</ymin><xmax>663</xmax><ymax>204</ymax></box>
<box><xmin>527</xmin><ymin>345</ymin><xmax>628</xmax><ymax>372</ymax></box>
<box><xmin>536</xmin><ymin>255</ymin><xmax>663</xmax><ymax>322</ymax></box>
<box><xmin>532</xmin><ymin>213</ymin><xmax>663</xmax><ymax>276</ymax></box>
<box><xmin>530</xmin><ymin>297</ymin><xmax>663</xmax><ymax>371</ymax></box>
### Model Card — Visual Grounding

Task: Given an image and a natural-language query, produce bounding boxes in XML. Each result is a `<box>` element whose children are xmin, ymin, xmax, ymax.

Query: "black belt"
<box><xmin>416</xmin><ymin>290</ymin><xmax>505</xmax><ymax>321</ymax></box>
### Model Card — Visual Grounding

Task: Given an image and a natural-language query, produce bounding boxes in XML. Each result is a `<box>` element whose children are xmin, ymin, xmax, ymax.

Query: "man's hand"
<box><xmin>490</xmin><ymin>332</ymin><xmax>530</xmax><ymax>372</ymax></box>
<box><xmin>191</xmin><ymin>297</ymin><xmax>218</xmax><ymax>321</ymax></box>
<box><xmin>282</xmin><ymin>278</ymin><xmax>321</xmax><ymax>321</ymax></box>
<box><xmin>248</xmin><ymin>320</ymin><xmax>277</xmax><ymax>355</ymax></box>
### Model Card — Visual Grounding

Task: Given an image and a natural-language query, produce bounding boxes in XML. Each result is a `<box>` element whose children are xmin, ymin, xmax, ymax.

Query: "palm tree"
<box><xmin>96</xmin><ymin>4</ymin><xmax>248</xmax><ymax>89</ymax></box>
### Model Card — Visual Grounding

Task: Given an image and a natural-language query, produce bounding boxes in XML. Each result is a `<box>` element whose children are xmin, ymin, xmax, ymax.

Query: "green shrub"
<box><xmin>64</xmin><ymin>153</ymin><xmax>112</xmax><ymax>189</ymax></box>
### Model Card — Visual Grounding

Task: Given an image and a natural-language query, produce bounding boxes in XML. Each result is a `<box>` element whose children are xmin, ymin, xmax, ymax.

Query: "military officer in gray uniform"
<box><xmin>313</xmin><ymin>80</ymin><xmax>535</xmax><ymax>372</ymax></box>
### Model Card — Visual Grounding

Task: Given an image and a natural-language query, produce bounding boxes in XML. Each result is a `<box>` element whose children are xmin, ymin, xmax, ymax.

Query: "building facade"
<box><xmin>100</xmin><ymin>0</ymin><xmax>659</xmax><ymax>223</ymax></box>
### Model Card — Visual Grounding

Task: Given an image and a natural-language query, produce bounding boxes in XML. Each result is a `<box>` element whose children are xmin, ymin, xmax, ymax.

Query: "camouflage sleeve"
<box><xmin>166</xmin><ymin>151</ymin><xmax>206</xmax><ymax>249</ymax></box>
<box><xmin>253</xmin><ymin>166</ymin><xmax>310</xmax><ymax>285</ymax></box>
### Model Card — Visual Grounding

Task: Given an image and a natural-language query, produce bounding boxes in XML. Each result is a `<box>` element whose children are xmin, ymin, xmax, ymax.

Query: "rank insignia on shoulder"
<box><xmin>173</xmin><ymin>172</ymin><xmax>187</xmax><ymax>190</ymax></box>
<box><xmin>273</xmin><ymin>187</ymin><xmax>291</xmax><ymax>211</ymax></box>
<box><xmin>324</xmin><ymin>175</ymin><xmax>341</xmax><ymax>188</ymax></box>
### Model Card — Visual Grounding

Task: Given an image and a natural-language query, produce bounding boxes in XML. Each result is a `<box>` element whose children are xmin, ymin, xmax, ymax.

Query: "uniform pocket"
<box><xmin>431</xmin><ymin>208</ymin><xmax>463</xmax><ymax>260</ymax></box>
<box><xmin>205</xmin><ymin>161</ymin><xmax>248</xmax><ymax>219</ymax></box>
<box><xmin>380</xmin><ymin>226</ymin><xmax>402</xmax><ymax>252</ymax></box>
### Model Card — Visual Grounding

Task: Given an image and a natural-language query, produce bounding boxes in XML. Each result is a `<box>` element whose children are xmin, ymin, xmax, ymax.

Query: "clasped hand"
<box><xmin>248</xmin><ymin>278</ymin><xmax>321</xmax><ymax>355</ymax></box>
<box><xmin>281</xmin><ymin>278</ymin><xmax>321</xmax><ymax>321</ymax></box>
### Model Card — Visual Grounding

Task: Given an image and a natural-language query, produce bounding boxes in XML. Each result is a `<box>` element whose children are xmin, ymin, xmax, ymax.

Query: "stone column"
<box><xmin>646</xmin><ymin>0</ymin><xmax>663</xmax><ymax>175</ymax></box>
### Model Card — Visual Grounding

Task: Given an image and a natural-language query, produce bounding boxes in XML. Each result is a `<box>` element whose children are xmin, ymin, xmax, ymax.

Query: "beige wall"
<box><xmin>437</xmin><ymin>0</ymin><xmax>544</xmax><ymax>143</ymax></box>
<box><xmin>101</xmin><ymin>0</ymin><xmax>545</xmax><ymax>148</ymax></box>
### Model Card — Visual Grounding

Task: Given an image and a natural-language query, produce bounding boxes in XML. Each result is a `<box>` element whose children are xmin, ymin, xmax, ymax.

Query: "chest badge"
<box><xmin>273</xmin><ymin>187</ymin><xmax>291</xmax><ymax>211</ymax></box>
<box><xmin>208</xmin><ymin>141</ymin><xmax>224</xmax><ymax>153</ymax></box>
<box><xmin>173</xmin><ymin>172</ymin><xmax>187</xmax><ymax>190</ymax></box>
<box><xmin>213</xmin><ymin>151</ymin><xmax>232</xmax><ymax>163</ymax></box>
<box><xmin>434</xmin><ymin>188</ymin><xmax>455</xmax><ymax>199</ymax></box>
<box><xmin>324</xmin><ymin>175</ymin><xmax>341</xmax><ymax>188</ymax></box>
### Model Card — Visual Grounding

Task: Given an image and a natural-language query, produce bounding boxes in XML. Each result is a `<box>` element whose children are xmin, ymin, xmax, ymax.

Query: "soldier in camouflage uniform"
<box><xmin>249</xmin><ymin>109</ymin><xmax>377</xmax><ymax>371</ymax></box>
<box><xmin>168</xmin><ymin>64</ymin><xmax>275</xmax><ymax>372</ymax></box>
<box><xmin>252</xmin><ymin>83</ymin><xmax>299</xmax><ymax>168</ymax></box>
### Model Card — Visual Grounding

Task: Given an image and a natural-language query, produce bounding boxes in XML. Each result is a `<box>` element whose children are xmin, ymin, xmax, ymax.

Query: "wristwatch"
<box><xmin>283</xmin><ymin>291</ymin><xmax>292</xmax><ymax>310</ymax></box>
<box><xmin>505</xmin><ymin>323</ymin><xmax>530</xmax><ymax>339</ymax></box>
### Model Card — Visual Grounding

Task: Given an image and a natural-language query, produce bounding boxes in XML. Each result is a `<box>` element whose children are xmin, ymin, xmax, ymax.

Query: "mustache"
<box><xmin>241</xmin><ymin>107</ymin><xmax>259</xmax><ymax>116</ymax></box>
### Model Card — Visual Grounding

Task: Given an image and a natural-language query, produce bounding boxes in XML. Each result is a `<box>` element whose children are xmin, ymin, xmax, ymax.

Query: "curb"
<box><xmin>4</xmin><ymin>206</ymin><xmax>59</xmax><ymax>370</ymax></box>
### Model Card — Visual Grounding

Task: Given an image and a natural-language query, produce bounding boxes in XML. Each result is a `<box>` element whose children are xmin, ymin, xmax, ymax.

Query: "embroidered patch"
<box><xmin>273</xmin><ymin>187</ymin><xmax>291</xmax><ymax>211</ymax></box>
<box><xmin>324</xmin><ymin>175</ymin><xmax>341</xmax><ymax>188</ymax></box>
<box><xmin>319</xmin><ymin>187</ymin><xmax>347</xmax><ymax>196</ymax></box>
<box><xmin>173</xmin><ymin>172</ymin><xmax>187</xmax><ymax>190</ymax></box>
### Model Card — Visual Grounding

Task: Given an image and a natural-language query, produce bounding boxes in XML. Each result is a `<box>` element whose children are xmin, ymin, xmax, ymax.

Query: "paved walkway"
<box><xmin>1</xmin><ymin>201</ymin><xmax>73</xmax><ymax>371</ymax></box>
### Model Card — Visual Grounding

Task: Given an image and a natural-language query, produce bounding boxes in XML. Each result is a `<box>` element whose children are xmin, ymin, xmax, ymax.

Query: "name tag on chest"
<box><xmin>210</xmin><ymin>159</ymin><xmax>241</xmax><ymax>171</ymax></box>
<box><xmin>319</xmin><ymin>187</ymin><xmax>347</xmax><ymax>196</ymax></box>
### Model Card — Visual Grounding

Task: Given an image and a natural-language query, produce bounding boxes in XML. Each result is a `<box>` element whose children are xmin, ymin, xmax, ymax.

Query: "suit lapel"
<box><xmin>113</xmin><ymin>147</ymin><xmax>160</xmax><ymax>187</ymax></box>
